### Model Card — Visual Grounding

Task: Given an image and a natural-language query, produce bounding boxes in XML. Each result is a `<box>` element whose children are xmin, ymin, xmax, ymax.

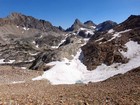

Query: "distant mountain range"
<box><xmin>0</xmin><ymin>12</ymin><xmax>140</xmax><ymax>84</ymax></box>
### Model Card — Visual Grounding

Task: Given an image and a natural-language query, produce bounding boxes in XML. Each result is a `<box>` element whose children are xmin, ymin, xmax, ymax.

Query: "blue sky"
<box><xmin>0</xmin><ymin>0</ymin><xmax>140</xmax><ymax>29</ymax></box>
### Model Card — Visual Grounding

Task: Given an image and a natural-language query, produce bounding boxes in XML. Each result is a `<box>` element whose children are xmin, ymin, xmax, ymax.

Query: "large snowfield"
<box><xmin>33</xmin><ymin>40</ymin><xmax>140</xmax><ymax>85</ymax></box>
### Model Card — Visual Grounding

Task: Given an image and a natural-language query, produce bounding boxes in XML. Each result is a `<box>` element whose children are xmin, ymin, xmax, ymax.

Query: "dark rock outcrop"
<box><xmin>82</xmin><ymin>40</ymin><xmax>128</xmax><ymax>70</ymax></box>
<box><xmin>30</xmin><ymin>35</ymin><xmax>84</xmax><ymax>70</ymax></box>
<box><xmin>97</xmin><ymin>20</ymin><xmax>117</xmax><ymax>32</ymax></box>
<box><xmin>82</xmin><ymin>15</ymin><xmax>140</xmax><ymax>70</ymax></box>
<box><xmin>78</xmin><ymin>30</ymin><xmax>93</xmax><ymax>38</ymax></box>
<box><xmin>84</xmin><ymin>20</ymin><xmax>96</xmax><ymax>28</ymax></box>
<box><xmin>115</xmin><ymin>15</ymin><xmax>140</xmax><ymax>31</ymax></box>
<box><xmin>58</xmin><ymin>26</ymin><xmax>65</xmax><ymax>31</ymax></box>
<box><xmin>35</xmin><ymin>35</ymin><xmax>63</xmax><ymax>48</ymax></box>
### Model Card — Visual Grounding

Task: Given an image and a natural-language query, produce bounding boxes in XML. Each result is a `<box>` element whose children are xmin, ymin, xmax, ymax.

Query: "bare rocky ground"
<box><xmin>0</xmin><ymin>66</ymin><xmax>139</xmax><ymax>105</ymax></box>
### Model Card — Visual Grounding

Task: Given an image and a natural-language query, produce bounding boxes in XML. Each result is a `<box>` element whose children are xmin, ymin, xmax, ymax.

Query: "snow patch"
<box><xmin>95</xmin><ymin>37</ymin><xmax>104</xmax><ymax>42</ymax></box>
<box><xmin>40</xmin><ymin>35</ymin><xmax>43</xmax><ymax>38</ymax></box>
<box><xmin>85</xmin><ymin>30</ymin><xmax>94</xmax><ymax>35</ymax></box>
<box><xmin>108</xmin><ymin>29</ymin><xmax>131</xmax><ymax>42</ymax></box>
<box><xmin>29</xmin><ymin>52</ymin><xmax>39</xmax><ymax>56</ymax></box>
<box><xmin>51</xmin><ymin>36</ymin><xmax>67</xmax><ymax>49</ymax></box>
<box><xmin>21</xmin><ymin>67</ymin><xmax>27</xmax><ymax>70</ymax></box>
<box><xmin>23</xmin><ymin>27</ymin><xmax>29</xmax><ymax>31</ymax></box>
<box><xmin>108</xmin><ymin>29</ymin><xmax>114</xmax><ymax>33</ymax></box>
<box><xmin>33</xmin><ymin>40</ymin><xmax>140</xmax><ymax>85</ymax></box>
<box><xmin>36</xmin><ymin>44</ymin><xmax>39</xmax><ymax>48</ymax></box>
<box><xmin>90</xmin><ymin>26</ymin><xmax>96</xmax><ymax>29</ymax></box>
<box><xmin>32</xmin><ymin>41</ymin><xmax>36</xmax><ymax>44</ymax></box>
<box><xmin>78</xmin><ymin>28</ymin><xmax>95</xmax><ymax>35</ymax></box>
<box><xmin>0</xmin><ymin>59</ymin><xmax>15</xmax><ymax>64</ymax></box>
<box><xmin>12</xmin><ymin>81</ymin><xmax>25</xmax><ymax>84</ymax></box>
<box><xmin>120</xmin><ymin>41</ymin><xmax>140</xmax><ymax>59</ymax></box>
<box><xmin>32</xmin><ymin>41</ymin><xmax>39</xmax><ymax>48</ymax></box>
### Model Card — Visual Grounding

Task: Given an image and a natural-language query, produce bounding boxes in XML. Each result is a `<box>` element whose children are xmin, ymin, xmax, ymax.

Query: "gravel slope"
<box><xmin>0</xmin><ymin>66</ymin><xmax>139</xmax><ymax>105</ymax></box>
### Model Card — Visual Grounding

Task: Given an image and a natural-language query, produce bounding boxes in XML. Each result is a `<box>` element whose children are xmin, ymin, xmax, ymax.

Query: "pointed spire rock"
<box><xmin>66</xmin><ymin>19</ymin><xmax>85</xmax><ymax>32</ymax></box>
<box><xmin>74</xmin><ymin>19</ymin><xmax>82</xmax><ymax>24</ymax></box>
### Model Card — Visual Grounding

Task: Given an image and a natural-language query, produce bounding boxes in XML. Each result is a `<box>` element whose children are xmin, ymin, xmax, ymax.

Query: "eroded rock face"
<box><xmin>0</xmin><ymin>12</ymin><xmax>61</xmax><ymax>33</ymax></box>
<box><xmin>82</xmin><ymin>40</ymin><xmax>128</xmax><ymax>70</ymax></box>
<box><xmin>115</xmin><ymin>15</ymin><xmax>140</xmax><ymax>31</ymax></box>
<box><xmin>97</xmin><ymin>20</ymin><xmax>117</xmax><ymax>32</ymax></box>
<box><xmin>0</xmin><ymin>13</ymin><xmax>65</xmax><ymax>69</ymax></box>
<box><xmin>84</xmin><ymin>20</ymin><xmax>96</xmax><ymax>28</ymax></box>
<box><xmin>0</xmin><ymin>12</ymin><xmax>65</xmax><ymax>45</ymax></box>
<box><xmin>66</xmin><ymin>19</ymin><xmax>85</xmax><ymax>32</ymax></box>
<box><xmin>78</xmin><ymin>30</ymin><xmax>93</xmax><ymax>38</ymax></box>
<box><xmin>29</xmin><ymin>35</ymin><xmax>84</xmax><ymax>70</ymax></box>
<box><xmin>0</xmin><ymin>40</ymin><xmax>38</xmax><ymax>67</ymax></box>
<box><xmin>82</xmin><ymin>15</ymin><xmax>140</xmax><ymax>70</ymax></box>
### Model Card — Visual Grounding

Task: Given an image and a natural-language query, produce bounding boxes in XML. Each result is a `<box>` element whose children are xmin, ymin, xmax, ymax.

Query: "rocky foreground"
<box><xmin>0</xmin><ymin>66</ymin><xmax>139</xmax><ymax>105</ymax></box>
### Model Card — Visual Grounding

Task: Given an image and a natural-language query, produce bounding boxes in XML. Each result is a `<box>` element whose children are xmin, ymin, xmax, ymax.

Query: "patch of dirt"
<box><xmin>0</xmin><ymin>66</ymin><xmax>43</xmax><ymax>84</ymax></box>
<box><xmin>0</xmin><ymin>66</ymin><xmax>139</xmax><ymax>105</ymax></box>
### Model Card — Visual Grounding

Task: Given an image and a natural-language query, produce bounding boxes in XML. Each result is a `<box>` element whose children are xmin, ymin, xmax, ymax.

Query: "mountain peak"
<box><xmin>66</xmin><ymin>19</ymin><xmax>84</xmax><ymax>32</ymax></box>
<box><xmin>97</xmin><ymin>20</ymin><xmax>117</xmax><ymax>32</ymax></box>
<box><xmin>74</xmin><ymin>19</ymin><xmax>81</xmax><ymax>24</ymax></box>
<box><xmin>84</xmin><ymin>20</ymin><xmax>96</xmax><ymax>27</ymax></box>
<box><xmin>7</xmin><ymin>12</ymin><xmax>24</xmax><ymax>19</ymax></box>
<box><xmin>114</xmin><ymin>15</ymin><xmax>140</xmax><ymax>31</ymax></box>
<box><xmin>128</xmin><ymin>15</ymin><xmax>140</xmax><ymax>20</ymax></box>
<box><xmin>0</xmin><ymin>12</ymin><xmax>62</xmax><ymax>33</ymax></box>
<box><xmin>84</xmin><ymin>20</ymin><xmax>93</xmax><ymax>24</ymax></box>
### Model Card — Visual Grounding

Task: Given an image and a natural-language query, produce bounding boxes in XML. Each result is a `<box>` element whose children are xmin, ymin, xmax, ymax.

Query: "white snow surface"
<box><xmin>108</xmin><ymin>29</ymin><xmax>114</xmax><ymax>33</ymax></box>
<box><xmin>33</xmin><ymin>40</ymin><xmax>140</xmax><ymax>85</ymax></box>
<box><xmin>32</xmin><ymin>41</ymin><xmax>36</xmax><ymax>44</ymax></box>
<box><xmin>36</xmin><ymin>44</ymin><xmax>39</xmax><ymax>48</ymax></box>
<box><xmin>21</xmin><ymin>67</ymin><xmax>27</xmax><ymax>70</ymax></box>
<box><xmin>120</xmin><ymin>41</ymin><xmax>140</xmax><ymax>59</ymax></box>
<box><xmin>90</xmin><ymin>26</ymin><xmax>96</xmax><ymax>29</ymax></box>
<box><xmin>0</xmin><ymin>59</ymin><xmax>15</xmax><ymax>64</ymax></box>
<box><xmin>78</xmin><ymin>28</ymin><xmax>94</xmax><ymax>35</ymax></box>
<box><xmin>95</xmin><ymin>37</ymin><xmax>104</xmax><ymax>42</ymax></box>
<box><xmin>108</xmin><ymin>29</ymin><xmax>131</xmax><ymax>42</ymax></box>
<box><xmin>23</xmin><ymin>27</ymin><xmax>29</xmax><ymax>30</ymax></box>
<box><xmin>29</xmin><ymin>52</ymin><xmax>39</xmax><ymax>56</ymax></box>
<box><xmin>12</xmin><ymin>81</ymin><xmax>25</xmax><ymax>84</ymax></box>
